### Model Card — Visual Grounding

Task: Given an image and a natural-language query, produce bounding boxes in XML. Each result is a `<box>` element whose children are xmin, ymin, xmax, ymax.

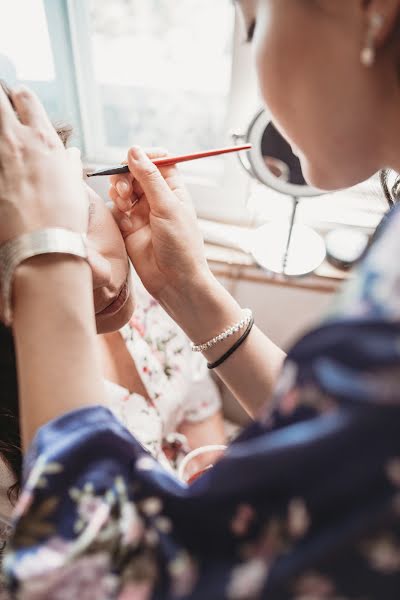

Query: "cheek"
<box><xmin>254</xmin><ymin>14</ymin><xmax>379</xmax><ymax>190</ymax></box>
<box><xmin>253</xmin><ymin>1</ymin><xmax>329</xmax><ymax>149</ymax></box>
<box><xmin>95</xmin><ymin>292</ymin><xmax>135</xmax><ymax>334</ymax></box>
<box><xmin>254</xmin><ymin>16</ymin><xmax>312</xmax><ymax>147</ymax></box>
<box><xmin>96</xmin><ymin>274</ymin><xmax>136</xmax><ymax>334</ymax></box>
<box><xmin>88</xmin><ymin>201</ymin><xmax>129</xmax><ymax>279</ymax></box>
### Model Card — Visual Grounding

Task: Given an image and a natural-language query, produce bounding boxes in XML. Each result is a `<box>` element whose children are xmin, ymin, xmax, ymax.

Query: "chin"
<box><xmin>302</xmin><ymin>161</ymin><xmax>355</xmax><ymax>192</ymax></box>
<box><xmin>96</xmin><ymin>297</ymin><xmax>135</xmax><ymax>334</ymax></box>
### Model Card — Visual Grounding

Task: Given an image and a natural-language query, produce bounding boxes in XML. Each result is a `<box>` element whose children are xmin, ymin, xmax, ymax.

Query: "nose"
<box><xmin>87</xmin><ymin>248</ymin><xmax>112</xmax><ymax>289</ymax></box>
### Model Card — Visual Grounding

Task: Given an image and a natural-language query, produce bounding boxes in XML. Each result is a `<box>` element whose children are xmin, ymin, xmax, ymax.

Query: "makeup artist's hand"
<box><xmin>0</xmin><ymin>85</ymin><xmax>88</xmax><ymax>246</ymax></box>
<box><xmin>109</xmin><ymin>146</ymin><xmax>213</xmax><ymax>304</ymax></box>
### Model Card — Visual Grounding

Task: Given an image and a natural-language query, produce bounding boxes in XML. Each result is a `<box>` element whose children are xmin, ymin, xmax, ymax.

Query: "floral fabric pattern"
<box><xmin>5</xmin><ymin>208</ymin><xmax>400</xmax><ymax>598</ymax></box>
<box><xmin>105</xmin><ymin>275</ymin><xmax>222</xmax><ymax>469</ymax></box>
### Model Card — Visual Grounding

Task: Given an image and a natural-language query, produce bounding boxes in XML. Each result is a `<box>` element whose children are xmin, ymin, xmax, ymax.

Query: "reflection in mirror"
<box><xmin>261</xmin><ymin>122</ymin><xmax>306</xmax><ymax>186</ymax></box>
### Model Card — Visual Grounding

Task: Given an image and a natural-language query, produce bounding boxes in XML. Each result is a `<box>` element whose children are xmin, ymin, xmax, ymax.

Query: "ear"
<box><xmin>360</xmin><ymin>0</ymin><xmax>400</xmax><ymax>46</ymax></box>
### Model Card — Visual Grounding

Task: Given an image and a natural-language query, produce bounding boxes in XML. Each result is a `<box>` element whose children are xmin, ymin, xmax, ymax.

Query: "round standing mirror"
<box><xmin>232</xmin><ymin>109</ymin><xmax>327</xmax><ymax>276</ymax></box>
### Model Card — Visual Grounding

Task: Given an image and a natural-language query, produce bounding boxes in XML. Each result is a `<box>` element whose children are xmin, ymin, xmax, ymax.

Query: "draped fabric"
<box><xmin>4</xmin><ymin>208</ymin><xmax>400</xmax><ymax>599</ymax></box>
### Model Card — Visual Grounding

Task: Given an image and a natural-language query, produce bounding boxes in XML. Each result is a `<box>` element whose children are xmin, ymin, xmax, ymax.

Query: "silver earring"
<box><xmin>361</xmin><ymin>13</ymin><xmax>384</xmax><ymax>67</ymax></box>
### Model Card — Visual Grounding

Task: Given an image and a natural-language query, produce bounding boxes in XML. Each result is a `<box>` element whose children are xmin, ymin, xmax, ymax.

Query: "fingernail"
<box><xmin>130</xmin><ymin>146</ymin><xmax>143</xmax><ymax>161</ymax></box>
<box><xmin>120</xmin><ymin>217</ymin><xmax>133</xmax><ymax>232</ymax></box>
<box><xmin>116</xmin><ymin>180</ymin><xmax>129</xmax><ymax>196</ymax></box>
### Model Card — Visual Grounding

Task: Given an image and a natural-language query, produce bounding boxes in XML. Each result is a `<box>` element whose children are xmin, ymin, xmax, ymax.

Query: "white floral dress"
<box><xmin>104</xmin><ymin>277</ymin><xmax>222</xmax><ymax>472</ymax></box>
<box><xmin>0</xmin><ymin>278</ymin><xmax>222</xmax><ymax>593</ymax></box>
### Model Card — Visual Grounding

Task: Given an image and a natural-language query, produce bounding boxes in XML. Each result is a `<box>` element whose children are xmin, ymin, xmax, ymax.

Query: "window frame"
<box><xmin>65</xmin><ymin>0</ymin><xmax>260</xmax><ymax>224</ymax></box>
<box><xmin>60</xmin><ymin>1</ymin><xmax>388</xmax><ymax>229</ymax></box>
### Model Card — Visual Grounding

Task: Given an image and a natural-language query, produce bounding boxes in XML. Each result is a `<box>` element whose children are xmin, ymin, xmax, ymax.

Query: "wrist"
<box><xmin>13</xmin><ymin>255</ymin><xmax>93</xmax><ymax>329</ymax></box>
<box><xmin>0</xmin><ymin>229</ymin><xmax>88</xmax><ymax>326</ymax></box>
<box><xmin>159</xmin><ymin>268</ymin><xmax>243</xmax><ymax>344</ymax></box>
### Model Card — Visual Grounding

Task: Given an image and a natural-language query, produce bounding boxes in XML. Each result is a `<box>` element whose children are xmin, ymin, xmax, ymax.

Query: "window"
<box><xmin>66</xmin><ymin>0</ymin><xmax>254</xmax><ymax>222</ymax></box>
<box><xmin>87</xmin><ymin>0</ymin><xmax>233</xmax><ymax>164</ymax></box>
<box><xmin>0</xmin><ymin>0</ymin><xmax>82</xmax><ymax>145</ymax></box>
<box><xmin>0</xmin><ymin>1</ymin><xmax>388</xmax><ymax>230</ymax></box>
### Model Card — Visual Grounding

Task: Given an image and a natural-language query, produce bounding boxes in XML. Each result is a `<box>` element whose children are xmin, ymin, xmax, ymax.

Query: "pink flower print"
<box><xmin>129</xmin><ymin>316</ymin><xmax>145</xmax><ymax>337</ymax></box>
<box><xmin>118</xmin><ymin>581</ymin><xmax>152</xmax><ymax>600</ymax></box>
<box><xmin>148</xmin><ymin>297</ymin><xmax>158</xmax><ymax>309</ymax></box>
<box><xmin>12</xmin><ymin>537</ymin><xmax>73</xmax><ymax>580</ymax></box>
<box><xmin>77</xmin><ymin>495</ymin><xmax>107</xmax><ymax>525</ymax></box>
<box><xmin>240</xmin><ymin>518</ymin><xmax>288</xmax><ymax>563</ymax></box>
<box><xmin>140</xmin><ymin>497</ymin><xmax>163</xmax><ymax>517</ymax></box>
<box><xmin>293</xmin><ymin>571</ymin><xmax>336</xmax><ymax>597</ymax></box>
<box><xmin>231</xmin><ymin>504</ymin><xmax>256</xmax><ymax>537</ymax></box>
<box><xmin>168</xmin><ymin>552</ymin><xmax>198</xmax><ymax>597</ymax></box>
<box><xmin>12</xmin><ymin>489</ymin><xmax>34</xmax><ymax>521</ymax></box>
<box><xmin>120</xmin><ymin>502</ymin><xmax>144</xmax><ymax>547</ymax></box>
<box><xmin>18</xmin><ymin>551</ymin><xmax>118</xmax><ymax>600</ymax></box>
<box><xmin>287</xmin><ymin>498</ymin><xmax>310</xmax><ymax>539</ymax></box>
<box><xmin>362</xmin><ymin>534</ymin><xmax>400</xmax><ymax>574</ymax></box>
<box><xmin>280</xmin><ymin>389</ymin><xmax>300</xmax><ymax>416</ymax></box>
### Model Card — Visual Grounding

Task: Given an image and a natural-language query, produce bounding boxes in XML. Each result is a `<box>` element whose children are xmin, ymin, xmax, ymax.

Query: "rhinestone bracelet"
<box><xmin>191</xmin><ymin>308</ymin><xmax>253</xmax><ymax>353</ymax></box>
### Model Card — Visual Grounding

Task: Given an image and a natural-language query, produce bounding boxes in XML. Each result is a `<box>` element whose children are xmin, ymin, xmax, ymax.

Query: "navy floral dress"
<box><xmin>4</xmin><ymin>207</ymin><xmax>400</xmax><ymax>599</ymax></box>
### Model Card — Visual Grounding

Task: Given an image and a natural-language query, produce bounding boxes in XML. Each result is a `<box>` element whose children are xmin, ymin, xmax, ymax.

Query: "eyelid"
<box><xmin>88</xmin><ymin>201</ymin><xmax>96</xmax><ymax>223</ymax></box>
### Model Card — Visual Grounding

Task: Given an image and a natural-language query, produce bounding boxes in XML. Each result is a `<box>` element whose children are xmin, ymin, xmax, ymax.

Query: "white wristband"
<box><xmin>0</xmin><ymin>228</ymin><xmax>88</xmax><ymax>326</ymax></box>
<box><xmin>191</xmin><ymin>308</ymin><xmax>253</xmax><ymax>353</ymax></box>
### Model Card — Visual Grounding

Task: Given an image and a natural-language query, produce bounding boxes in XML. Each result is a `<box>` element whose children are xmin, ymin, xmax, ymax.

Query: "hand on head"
<box><xmin>109</xmin><ymin>146</ymin><xmax>211</xmax><ymax>303</ymax></box>
<box><xmin>0</xmin><ymin>85</ymin><xmax>88</xmax><ymax>245</ymax></box>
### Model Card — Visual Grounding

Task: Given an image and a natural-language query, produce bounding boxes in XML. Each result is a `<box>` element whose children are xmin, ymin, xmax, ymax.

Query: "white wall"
<box><xmin>218</xmin><ymin>276</ymin><xmax>334</xmax><ymax>351</ymax></box>
<box><xmin>214</xmin><ymin>273</ymin><xmax>336</xmax><ymax>424</ymax></box>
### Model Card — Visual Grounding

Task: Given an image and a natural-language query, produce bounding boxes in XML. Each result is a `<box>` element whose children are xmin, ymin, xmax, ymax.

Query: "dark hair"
<box><xmin>380</xmin><ymin>169</ymin><xmax>400</xmax><ymax>207</ymax></box>
<box><xmin>0</xmin><ymin>80</ymin><xmax>72</xmax><ymax>500</ymax></box>
<box><xmin>0</xmin><ymin>324</ymin><xmax>21</xmax><ymax>502</ymax></box>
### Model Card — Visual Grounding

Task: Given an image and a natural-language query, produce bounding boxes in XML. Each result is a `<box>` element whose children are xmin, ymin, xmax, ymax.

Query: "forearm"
<box><xmin>179</xmin><ymin>411</ymin><xmax>226</xmax><ymax>449</ymax></box>
<box><xmin>160</xmin><ymin>273</ymin><xmax>286</xmax><ymax>418</ymax></box>
<box><xmin>12</xmin><ymin>256</ymin><xmax>105</xmax><ymax>449</ymax></box>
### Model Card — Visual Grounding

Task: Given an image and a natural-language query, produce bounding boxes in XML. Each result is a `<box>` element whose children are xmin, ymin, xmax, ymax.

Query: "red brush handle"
<box><xmin>152</xmin><ymin>144</ymin><xmax>252</xmax><ymax>167</ymax></box>
<box><xmin>87</xmin><ymin>144</ymin><xmax>252</xmax><ymax>177</ymax></box>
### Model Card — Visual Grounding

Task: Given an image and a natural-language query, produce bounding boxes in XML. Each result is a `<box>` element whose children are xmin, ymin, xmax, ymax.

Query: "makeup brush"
<box><xmin>87</xmin><ymin>144</ymin><xmax>252</xmax><ymax>177</ymax></box>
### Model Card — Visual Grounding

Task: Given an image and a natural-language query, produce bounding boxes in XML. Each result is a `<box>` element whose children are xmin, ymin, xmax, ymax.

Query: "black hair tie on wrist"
<box><xmin>207</xmin><ymin>317</ymin><xmax>254</xmax><ymax>370</ymax></box>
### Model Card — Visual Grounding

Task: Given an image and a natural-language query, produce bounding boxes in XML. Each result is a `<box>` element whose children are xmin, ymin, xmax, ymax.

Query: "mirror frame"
<box><xmin>244</xmin><ymin>109</ymin><xmax>325</xmax><ymax>198</ymax></box>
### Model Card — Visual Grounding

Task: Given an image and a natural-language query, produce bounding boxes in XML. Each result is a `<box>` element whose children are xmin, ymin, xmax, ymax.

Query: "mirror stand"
<box><xmin>283</xmin><ymin>196</ymin><xmax>299</xmax><ymax>273</ymax></box>
<box><xmin>232</xmin><ymin>111</ymin><xmax>327</xmax><ymax>277</ymax></box>
<box><xmin>250</xmin><ymin>196</ymin><xmax>326</xmax><ymax>277</ymax></box>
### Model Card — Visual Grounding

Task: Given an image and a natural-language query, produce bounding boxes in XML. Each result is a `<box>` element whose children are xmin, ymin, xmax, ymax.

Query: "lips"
<box><xmin>97</xmin><ymin>279</ymin><xmax>130</xmax><ymax>318</ymax></box>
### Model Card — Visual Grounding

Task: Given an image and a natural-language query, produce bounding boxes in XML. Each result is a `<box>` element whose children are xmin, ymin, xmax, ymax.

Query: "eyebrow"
<box><xmin>232</xmin><ymin>0</ymin><xmax>255</xmax><ymax>42</ymax></box>
<box><xmin>246</xmin><ymin>20</ymin><xmax>256</xmax><ymax>42</ymax></box>
<box><xmin>88</xmin><ymin>195</ymin><xmax>96</xmax><ymax>224</ymax></box>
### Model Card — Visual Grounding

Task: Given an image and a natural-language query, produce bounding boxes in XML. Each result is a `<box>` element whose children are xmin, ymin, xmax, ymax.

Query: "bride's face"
<box><xmin>237</xmin><ymin>0</ymin><xmax>400</xmax><ymax>191</ymax></box>
<box><xmin>86</xmin><ymin>184</ymin><xmax>135</xmax><ymax>334</ymax></box>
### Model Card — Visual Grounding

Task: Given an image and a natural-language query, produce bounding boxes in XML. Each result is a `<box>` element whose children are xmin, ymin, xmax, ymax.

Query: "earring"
<box><xmin>361</xmin><ymin>13</ymin><xmax>384</xmax><ymax>67</ymax></box>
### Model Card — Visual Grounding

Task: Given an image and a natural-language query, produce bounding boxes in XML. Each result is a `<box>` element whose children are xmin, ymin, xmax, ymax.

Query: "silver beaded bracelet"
<box><xmin>0</xmin><ymin>228</ymin><xmax>88</xmax><ymax>326</ymax></box>
<box><xmin>191</xmin><ymin>308</ymin><xmax>253</xmax><ymax>353</ymax></box>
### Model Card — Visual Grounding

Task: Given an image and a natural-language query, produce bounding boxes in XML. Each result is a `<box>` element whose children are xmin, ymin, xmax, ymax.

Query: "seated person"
<box><xmin>0</xmin><ymin>87</ymin><xmax>225</xmax><ymax>534</ymax></box>
<box><xmin>98</xmin><ymin>272</ymin><xmax>225</xmax><ymax>471</ymax></box>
